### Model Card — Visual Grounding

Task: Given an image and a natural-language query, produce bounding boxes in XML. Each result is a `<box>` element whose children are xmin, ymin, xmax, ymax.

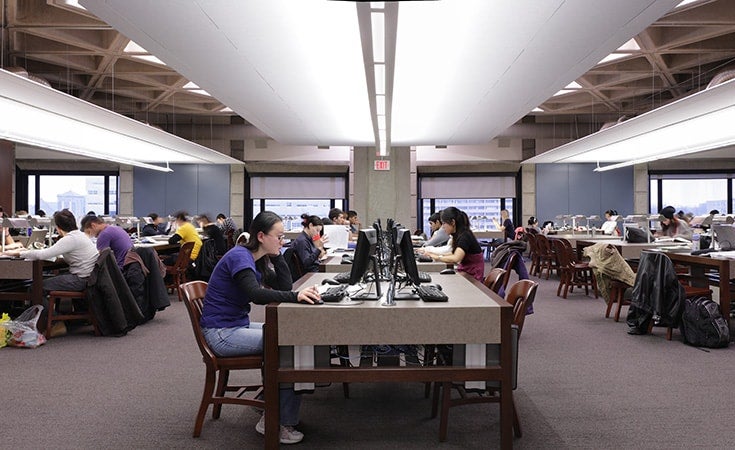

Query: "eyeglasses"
<box><xmin>269</xmin><ymin>233</ymin><xmax>286</xmax><ymax>241</ymax></box>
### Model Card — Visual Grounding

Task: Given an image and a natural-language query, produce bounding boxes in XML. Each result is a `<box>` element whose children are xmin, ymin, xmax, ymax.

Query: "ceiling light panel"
<box><xmin>81</xmin><ymin>0</ymin><xmax>373</xmax><ymax>145</ymax></box>
<box><xmin>392</xmin><ymin>0</ymin><xmax>680</xmax><ymax>145</ymax></box>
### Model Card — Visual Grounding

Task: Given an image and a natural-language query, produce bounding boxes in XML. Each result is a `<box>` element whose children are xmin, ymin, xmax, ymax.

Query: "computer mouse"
<box><xmin>435</xmin><ymin>284</ymin><xmax>442</xmax><ymax>290</ymax></box>
<box><xmin>321</xmin><ymin>278</ymin><xmax>341</xmax><ymax>285</ymax></box>
<box><xmin>313</xmin><ymin>298</ymin><xmax>324</xmax><ymax>305</ymax></box>
<box><xmin>439</xmin><ymin>268</ymin><xmax>455</xmax><ymax>275</ymax></box>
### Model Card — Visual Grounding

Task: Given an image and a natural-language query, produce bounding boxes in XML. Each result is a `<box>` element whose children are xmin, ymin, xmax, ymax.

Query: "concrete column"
<box><xmin>633</xmin><ymin>163</ymin><xmax>649</xmax><ymax>214</ymax></box>
<box><xmin>521</xmin><ymin>163</ymin><xmax>536</xmax><ymax>226</ymax></box>
<box><xmin>351</xmin><ymin>146</ymin><xmax>413</xmax><ymax>229</ymax></box>
<box><xmin>0</xmin><ymin>140</ymin><xmax>15</xmax><ymax>213</ymax></box>
<box><xmin>119</xmin><ymin>165</ymin><xmax>134</xmax><ymax>215</ymax></box>
<box><xmin>230</xmin><ymin>164</ymin><xmax>245</xmax><ymax>229</ymax></box>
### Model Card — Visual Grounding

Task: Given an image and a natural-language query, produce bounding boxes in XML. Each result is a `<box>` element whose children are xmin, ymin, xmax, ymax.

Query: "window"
<box><xmin>248</xmin><ymin>175</ymin><xmax>347</xmax><ymax>229</ymax></box>
<box><xmin>251</xmin><ymin>199</ymin><xmax>343</xmax><ymax>231</ymax></box>
<box><xmin>418</xmin><ymin>175</ymin><xmax>517</xmax><ymax>234</ymax></box>
<box><xmin>24</xmin><ymin>172</ymin><xmax>118</xmax><ymax>221</ymax></box>
<box><xmin>650</xmin><ymin>173</ymin><xmax>732</xmax><ymax>215</ymax></box>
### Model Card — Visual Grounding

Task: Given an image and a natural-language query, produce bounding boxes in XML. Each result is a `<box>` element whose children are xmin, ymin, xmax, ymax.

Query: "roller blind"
<box><xmin>420</xmin><ymin>176</ymin><xmax>515</xmax><ymax>199</ymax></box>
<box><xmin>250</xmin><ymin>176</ymin><xmax>345</xmax><ymax>199</ymax></box>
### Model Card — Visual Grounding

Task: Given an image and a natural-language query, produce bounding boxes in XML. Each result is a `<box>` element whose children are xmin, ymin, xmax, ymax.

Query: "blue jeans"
<box><xmin>202</xmin><ymin>323</ymin><xmax>302</xmax><ymax>426</ymax></box>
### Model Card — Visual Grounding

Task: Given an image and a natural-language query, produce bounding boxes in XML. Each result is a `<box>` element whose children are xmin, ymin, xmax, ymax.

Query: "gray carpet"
<box><xmin>2</xmin><ymin>263</ymin><xmax>735</xmax><ymax>449</ymax></box>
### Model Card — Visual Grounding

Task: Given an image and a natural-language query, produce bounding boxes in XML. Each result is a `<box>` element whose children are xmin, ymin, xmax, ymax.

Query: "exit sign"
<box><xmin>374</xmin><ymin>160</ymin><xmax>390</xmax><ymax>171</ymax></box>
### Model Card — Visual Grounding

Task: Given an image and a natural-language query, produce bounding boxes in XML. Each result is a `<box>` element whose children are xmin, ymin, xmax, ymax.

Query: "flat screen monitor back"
<box><xmin>349</xmin><ymin>228</ymin><xmax>377</xmax><ymax>285</ymax></box>
<box><xmin>714</xmin><ymin>224</ymin><xmax>735</xmax><ymax>250</ymax></box>
<box><xmin>396</xmin><ymin>228</ymin><xmax>421</xmax><ymax>285</ymax></box>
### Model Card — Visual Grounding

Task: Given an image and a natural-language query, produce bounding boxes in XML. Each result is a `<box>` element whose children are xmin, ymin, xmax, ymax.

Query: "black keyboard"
<box><xmin>415</xmin><ymin>284</ymin><xmax>448</xmax><ymax>302</ymax></box>
<box><xmin>332</xmin><ymin>272</ymin><xmax>351</xmax><ymax>283</ymax></box>
<box><xmin>321</xmin><ymin>285</ymin><xmax>348</xmax><ymax>302</ymax></box>
<box><xmin>418</xmin><ymin>271</ymin><xmax>432</xmax><ymax>283</ymax></box>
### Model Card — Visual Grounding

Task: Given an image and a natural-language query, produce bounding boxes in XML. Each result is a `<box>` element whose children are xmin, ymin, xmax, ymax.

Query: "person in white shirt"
<box><xmin>3</xmin><ymin>209</ymin><xmax>98</xmax><ymax>291</ymax></box>
<box><xmin>600</xmin><ymin>209</ymin><xmax>620</xmax><ymax>235</ymax></box>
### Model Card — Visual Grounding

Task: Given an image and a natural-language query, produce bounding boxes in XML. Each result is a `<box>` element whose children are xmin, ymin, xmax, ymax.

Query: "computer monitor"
<box><xmin>396</xmin><ymin>228</ymin><xmax>421</xmax><ymax>286</ymax></box>
<box><xmin>348</xmin><ymin>228</ymin><xmax>378</xmax><ymax>285</ymax></box>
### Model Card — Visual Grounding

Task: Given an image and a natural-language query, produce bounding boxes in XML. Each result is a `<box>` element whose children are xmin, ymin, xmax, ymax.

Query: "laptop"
<box><xmin>713</xmin><ymin>224</ymin><xmax>735</xmax><ymax>250</ymax></box>
<box><xmin>25</xmin><ymin>229</ymin><xmax>48</xmax><ymax>250</ymax></box>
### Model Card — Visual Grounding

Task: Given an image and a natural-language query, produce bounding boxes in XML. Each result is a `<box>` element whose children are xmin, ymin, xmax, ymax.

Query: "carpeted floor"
<box><xmin>2</xmin><ymin>262</ymin><xmax>735</xmax><ymax>449</ymax></box>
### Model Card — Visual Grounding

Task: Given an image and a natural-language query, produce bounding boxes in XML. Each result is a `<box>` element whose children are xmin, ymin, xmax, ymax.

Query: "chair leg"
<box><xmin>45</xmin><ymin>296</ymin><xmax>57</xmax><ymax>339</ymax></box>
<box><xmin>194</xmin><ymin>367</ymin><xmax>217</xmax><ymax>437</ymax></box>
<box><xmin>213</xmin><ymin>369</ymin><xmax>229</xmax><ymax>419</ymax></box>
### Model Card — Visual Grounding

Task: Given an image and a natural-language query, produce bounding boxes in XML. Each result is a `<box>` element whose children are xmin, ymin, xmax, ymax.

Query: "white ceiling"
<box><xmin>78</xmin><ymin>0</ymin><xmax>682</xmax><ymax>147</ymax></box>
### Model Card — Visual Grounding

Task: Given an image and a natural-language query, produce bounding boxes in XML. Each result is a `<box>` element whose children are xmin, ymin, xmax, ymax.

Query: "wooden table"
<box><xmin>0</xmin><ymin>258</ymin><xmax>45</xmax><ymax>306</ymax></box>
<box><xmin>663</xmin><ymin>251</ymin><xmax>735</xmax><ymax>325</ymax></box>
<box><xmin>262</xmin><ymin>272</ymin><xmax>513</xmax><ymax>448</ymax></box>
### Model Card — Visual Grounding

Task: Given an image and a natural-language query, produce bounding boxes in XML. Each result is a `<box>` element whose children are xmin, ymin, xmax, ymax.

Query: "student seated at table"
<box><xmin>196</xmin><ymin>214</ymin><xmax>227</xmax><ymax>257</ymax></box>
<box><xmin>527</xmin><ymin>216</ymin><xmax>541</xmax><ymax>234</ymax></box>
<box><xmin>3</xmin><ymin>209</ymin><xmax>98</xmax><ymax>292</ymax></box>
<box><xmin>160</xmin><ymin>212</ymin><xmax>203</xmax><ymax>266</ymax></box>
<box><xmin>199</xmin><ymin>211</ymin><xmax>321</xmax><ymax>444</ymax></box>
<box><xmin>290</xmin><ymin>214</ymin><xmax>326</xmax><ymax>273</ymax></box>
<box><xmin>657</xmin><ymin>205</ymin><xmax>692</xmax><ymax>240</ymax></box>
<box><xmin>80</xmin><ymin>214</ymin><xmax>134</xmax><ymax>270</ymax></box>
<box><xmin>216</xmin><ymin>213</ymin><xmax>238</xmax><ymax>235</ymax></box>
<box><xmin>422</xmin><ymin>206</ymin><xmax>484</xmax><ymax>282</ymax></box>
<box><xmin>600</xmin><ymin>209</ymin><xmax>621</xmax><ymax>235</ymax></box>
<box><xmin>141</xmin><ymin>213</ymin><xmax>168</xmax><ymax>236</ymax></box>
<box><xmin>422</xmin><ymin>211</ymin><xmax>450</xmax><ymax>247</ymax></box>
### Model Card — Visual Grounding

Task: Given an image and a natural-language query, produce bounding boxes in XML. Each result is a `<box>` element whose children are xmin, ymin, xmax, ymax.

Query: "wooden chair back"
<box><xmin>483</xmin><ymin>268</ymin><xmax>506</xmax><ymax>293</ymax></box>
<box><xmin>504</xmin><ymin>279</ymin><xmax>538</xmax><ymax>336</ymax></box>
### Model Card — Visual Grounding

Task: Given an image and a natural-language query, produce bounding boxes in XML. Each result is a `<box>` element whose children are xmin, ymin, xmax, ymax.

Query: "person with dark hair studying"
<box><xmin>3</xmin><ymin>209</ymin><xmax>98</xmax><ymax>292</ymax></box>
<box><xmin>421</xmin><ymin>206</ymin><xmax>484</xmax><ymax>281</ymax></box>
<box><xmin>200</xmin><ymin>211</ymin><xmax>321</xmax><ymax>444</ymax></box>
<box><xmin>141</xmin><ymin>213</ymin><xmax>167</xmax><ymax>236</ymax></box>
<box><xmin>291</xmin><ymin>214</ymin><xmax>326</xmax><ymax>273</ymax></box>
<box><xmin>657</xmin><ymin>205</ymin><xmax>692</xmax><ymax>240</ymax></box>
<box><xmin>81</xmin><ymin>214</ymin><xmax>133</xmax><ymax>270</ymax></box>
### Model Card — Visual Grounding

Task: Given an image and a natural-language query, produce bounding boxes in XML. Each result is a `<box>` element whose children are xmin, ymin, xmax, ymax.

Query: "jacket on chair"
<box><xmin>88</xmin><ymin>248</ymin><xmax>145</xmax><ymax>336</ymax></box>
<box><xmin>630</xmin><ymin>251</ymin><xmax>685</xmax><ymax>328</ymax></box>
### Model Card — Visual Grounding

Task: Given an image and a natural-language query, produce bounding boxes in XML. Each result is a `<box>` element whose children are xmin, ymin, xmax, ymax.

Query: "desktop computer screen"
<box><xmin>348</xmin><ymin>228</ymin><xmax>378</xmax><ymax>285</ymax></box>
<box><xmin>396</xmin><ymin>228</ymin><xmax>421</xmax><ymax>286</ymax></box>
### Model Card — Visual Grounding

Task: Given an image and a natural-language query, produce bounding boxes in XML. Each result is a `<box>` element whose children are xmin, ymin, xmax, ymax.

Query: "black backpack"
<box><xmin>679</xmin><ymin>296</ymin><xmax>729</xmax><ymax>348</ymax></box>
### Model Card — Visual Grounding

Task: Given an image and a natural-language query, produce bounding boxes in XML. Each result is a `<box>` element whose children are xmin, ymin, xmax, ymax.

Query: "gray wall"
<box><xmin>133</xmin><ymin>164</ymin><xmax>231</xmax><ymax>218</ymax></box>
<box><xmin>535</xmin><ymin>163</ymin><xmax>634</xmax><ymax>226</ymax></box>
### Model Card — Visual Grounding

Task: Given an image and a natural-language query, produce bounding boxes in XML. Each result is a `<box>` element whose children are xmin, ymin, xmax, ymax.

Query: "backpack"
<box><xmin>679</xmin><ymin>296</ymin><xmax>729</xmax><ymax>348</ymax></box>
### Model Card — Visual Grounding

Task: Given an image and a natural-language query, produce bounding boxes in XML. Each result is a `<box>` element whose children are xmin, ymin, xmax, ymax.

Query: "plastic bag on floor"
<box><xmin>0</xmin><ymin>312</ymin><xmax>10</xmax><ymax>348</ymax></box>
<box><xmin>5</xmin><ymin>305</ymin><xmax>47</xmax><ymax>348</ymax></box>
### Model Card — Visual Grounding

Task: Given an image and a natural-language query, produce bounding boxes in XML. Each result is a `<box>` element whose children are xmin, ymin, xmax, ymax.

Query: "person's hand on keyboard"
<box><xmin>297</xmin><ymin>285</ymin><xmax>322</xmax><ymax>304</ymax></box>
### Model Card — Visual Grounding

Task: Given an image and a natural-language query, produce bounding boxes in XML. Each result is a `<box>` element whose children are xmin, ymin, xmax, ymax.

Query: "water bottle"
<box><xmin>692</xmin><ymin>233</ymin><xmax>700</xmax><ymax>251</ymax></box>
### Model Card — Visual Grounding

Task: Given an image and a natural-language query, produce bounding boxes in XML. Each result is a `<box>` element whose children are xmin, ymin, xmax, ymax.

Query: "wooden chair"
<box><xmin>534</xmin><ymin>234</ymin><xmax>557</xmax><ymax>279</ymax></box>
<box><xmin>181</xmin><ymin>281</ymin><xmax>265</xmax><ymax>438</ymax></box>
<box><xmin>500</xmin><ymin>251</ymin><xmax>521</xmax><ymax>294</ymax></box>
<box><xmin>435</xmin><ymin>280</ymin><xmax>538</xmax><ymax>441</ymax></box>
<box><xmin>525</xmin><ymin>233</ymin><xmax>539</xmax><ymax>277</ymax></box>
<box><xmin>45</xmin><ymin>250</ymin><xmax>115</xmax><ymax>339</ymax></box>
<box><xmin>164</xmin><ymin>241</ymin><xmax>195</xmax><ymax>301</ymax></box>
<box><xmin>45</xmin><ymin>289</ymin><xmax>101</xmax><ymax>339</ymax></box>
<box><xmin>483</xmin><ymin>268</ymin><xmax>507</xmax><ymax>294</ymax></box>
<box><xmin>606</xmin><ymin>280</ymin><xmax>631</xmax><ymax>322</ymax></box>
<box><xmin>552</xmin><ymin>239</ymin><xmax>598</xmax><ymax>299</ymax></box>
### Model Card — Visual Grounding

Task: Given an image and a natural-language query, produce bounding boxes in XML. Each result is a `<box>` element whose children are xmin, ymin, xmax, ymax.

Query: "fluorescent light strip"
<box><xmin>0</xmin><ymin>69</ymin><xmax>241</xmax><ymax>168</ymax></box>
<box><xmin>525</xmin><ymin>78</ymin><xmax>735</xmax><ymax>167</ymax></box>
<box><xmin>374</xmin><ymin>64</ymin><xmax>385</xmax><ymax>95</ymax></box>
<box><xmin>371</xmin><ymin>12</ymin><xmax>385</xmax><ymax>63</ymax></box>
